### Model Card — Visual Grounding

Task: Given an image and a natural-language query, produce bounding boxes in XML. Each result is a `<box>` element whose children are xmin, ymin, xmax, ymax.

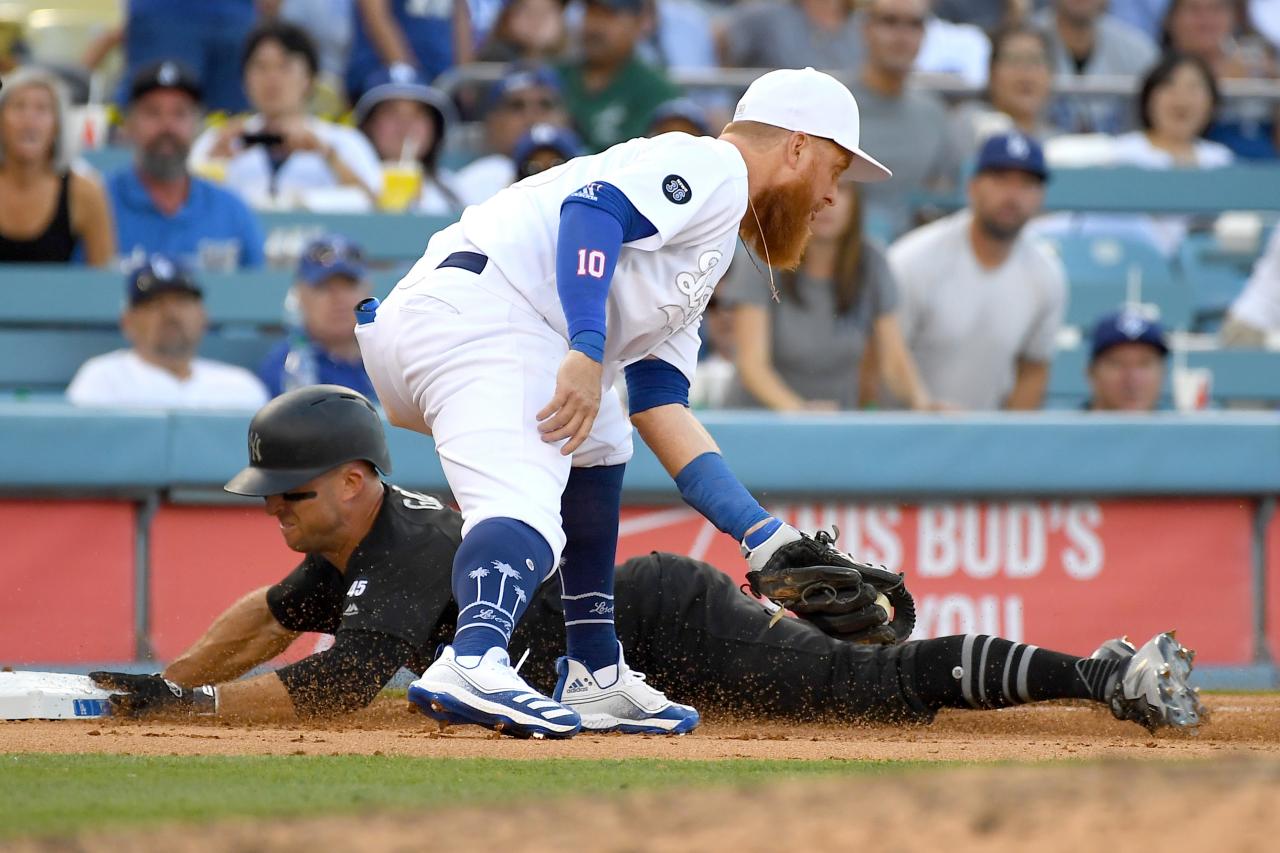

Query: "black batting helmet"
<box><xmin>223</xmin><ymin>385</ymin><xmax>392</xmax><ymax>496</ymax></box>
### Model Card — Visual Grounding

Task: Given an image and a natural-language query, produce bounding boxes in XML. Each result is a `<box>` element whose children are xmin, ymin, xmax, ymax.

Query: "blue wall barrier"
<box><xmin>3</xmin><ymin>405</ymin><xmax>1278</xmax><ymax>496</ymax></box>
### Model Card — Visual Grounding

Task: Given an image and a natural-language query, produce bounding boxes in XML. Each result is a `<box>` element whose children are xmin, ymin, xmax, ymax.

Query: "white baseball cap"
<box><xmin>733</xmin><ymin>67</ymin><xmax>892</xmax><ymax>183</ymax></box>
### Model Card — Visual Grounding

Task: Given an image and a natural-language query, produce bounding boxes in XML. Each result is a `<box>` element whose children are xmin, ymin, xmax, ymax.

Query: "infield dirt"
<box><xmin>3</xmin><ymin>693</ymin><xmax>1278</xmax><ymax>852</ymax></box>
<box><xmin>2</xmin><ymin>692</ymin><xmax>1278</xmax><ymax>762</ymax></box>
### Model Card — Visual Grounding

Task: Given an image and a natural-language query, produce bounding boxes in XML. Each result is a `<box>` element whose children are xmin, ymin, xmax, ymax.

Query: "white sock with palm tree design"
<box><xmin>450</xmin><ymin>517</ymin><xmax>553</xmax><ymax>660</ymax></box>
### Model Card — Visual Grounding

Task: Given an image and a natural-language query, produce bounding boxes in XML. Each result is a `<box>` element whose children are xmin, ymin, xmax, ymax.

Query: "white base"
<box><xmin>0</xmin><ymin>671</ymin><xmax>112</xmax><ymax>719</ymax></box>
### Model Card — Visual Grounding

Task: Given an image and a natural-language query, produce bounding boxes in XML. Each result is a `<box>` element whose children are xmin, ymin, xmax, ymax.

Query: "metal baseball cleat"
<box><xmin>1096</xmin><ymin>631</ymin><xmax>1206</xmax><ymax>732</ymax></box>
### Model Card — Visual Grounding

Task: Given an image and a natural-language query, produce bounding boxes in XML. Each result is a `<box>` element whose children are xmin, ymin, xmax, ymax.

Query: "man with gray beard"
<box><xmin>887</xmin><ymin>132</ymin><xmax>1067</xmax><ymax>411</ymax></box>
<box><xmin>105</xmin><ymin>61</ymin><xmax>266</xmax><ymax>271</ymax></box>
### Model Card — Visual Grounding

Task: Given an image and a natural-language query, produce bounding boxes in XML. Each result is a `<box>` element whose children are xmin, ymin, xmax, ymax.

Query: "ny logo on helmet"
<box><xmin>249</xmin><ymin>431</ymin><xmax>263</xmax><ymax>463</ymax></box>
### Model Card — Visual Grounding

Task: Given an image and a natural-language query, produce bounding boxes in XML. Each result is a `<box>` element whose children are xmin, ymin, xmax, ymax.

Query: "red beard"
<box><xmin>739</xmin><ymin>178</ymin><xmax>816</xmax><ymax>272</ymax></box>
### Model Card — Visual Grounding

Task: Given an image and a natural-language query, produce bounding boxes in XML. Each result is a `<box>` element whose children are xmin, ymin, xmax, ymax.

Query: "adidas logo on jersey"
<box><xmin>571</xmin><ymin>182</ymin><xmax>601</xmax><ymax>201</ymax></box>
<box><xmin>343</xmin><ymin>603</ymin><xmax>359</xmax><ymax>617</ymax></box>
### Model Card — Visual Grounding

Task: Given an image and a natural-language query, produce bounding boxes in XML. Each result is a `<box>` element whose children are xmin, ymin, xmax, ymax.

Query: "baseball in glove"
<box><xmin>745</xmin><ymin>527</ymin><xmax>916</xmax><ymax>645</ymax></box>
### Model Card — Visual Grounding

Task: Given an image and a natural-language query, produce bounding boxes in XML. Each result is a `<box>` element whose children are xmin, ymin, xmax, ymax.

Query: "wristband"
<box><xmin>570</xmin><ymin>330</ymin><xmax>606</xmax><ymax>363</ymax></box>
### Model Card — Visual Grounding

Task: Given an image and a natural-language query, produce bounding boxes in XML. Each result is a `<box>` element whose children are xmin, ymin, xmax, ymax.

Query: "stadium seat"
<box><xmin>1044</xmin><ymin>166</ymin><xmax>1280</xmax><ymax>215</ymax></box>
<box><xmin>912</xmin><ymin>165</ymin><xmax>1280</xmax><ymax>217</ymax></box>
<box><xmin>259</xmin><ymin>212</ymin><xmax>457</xmax><ymax>265</ymax></box>
<box><xmin>1177</xmin><ymin>233</ymin><xmax>1257</xmax><ymax>332</ymax></box>
<box><xmin>1047</xmin><ymin>344</ymin><xmax>1280</xmax><ymax>409</ymax></box>
<box><xmin>1039</xmin><ymin>234</ymin><xmax>1192</xmax><ymax>330</ymax></box>
<box><xmin>0</xmin><ymin>266</ymin><xmax>406</xmax><ymax>393</ymax></box>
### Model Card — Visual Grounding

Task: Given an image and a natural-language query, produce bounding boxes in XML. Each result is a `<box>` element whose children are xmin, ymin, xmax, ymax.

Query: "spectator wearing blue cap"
<box><xmin>345</xmin><ymin>0</ymin><xmax>473</xmax><ymax>101</ymax></box>
<box><xmin>512</xmin><ymin>123</ymin><xmax>583</xmax><ymax>180</ymax></box>
<box><xmin>355</xmin><ymin>66</ymin><xmax>463</xmax><ymax>215</ymax></box>
<box><xmin>455</xmin><ymin>63</ymin><xmax>571</xmax><ymax>205</ymax></box>
<box><xmin>258</xmin><ymin>236</ymin><xmax>379</xmax><ymax>400</ymax></box>
<box><xmin>888</xmin><ymin>131</ymin><xmax>1067</xmax><ymax>410</ymax></box>
<box><xmin>556</xmin><ymin>0</ymin><xmax>682</xmax><ymax>152</ymax></box>
<box><xmin>1086</xmin><ymin>310</ymin><xmax>1169</xmax><ymax>411</ymax></box>
<box><xmin>66</xmin><ymin>256</ymin><xmax>269</xmax><ymax>409</ymax></box>
<box><xmin>647</xmin><ymin>98</ymin><xmax>712</xmax><ymax>137</ymax></box>
<box><xmin>108</xmin><ymin>61</ymin><xmax>266</xmax><ymax>271</ymax></box>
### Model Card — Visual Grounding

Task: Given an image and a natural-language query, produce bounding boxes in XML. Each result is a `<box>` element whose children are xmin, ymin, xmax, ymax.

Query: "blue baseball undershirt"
<box><xmin>557</xmin><ymin>182</ymin><xmax>657</xmax><ymax>362</ymax></box>
<box><xmin>623</xmin><ymin>358</ymin><xmax>689</xmax><ymax>414</ymax></box>
<box><xmin>674</xmin><ymin>452</ymin><xmax>776</xmax><ymax>543</ymax></box>
<box><xmin>626</xmin><ymin>362</ymin><xmax>778</xmax><ymax>546</ymax></box>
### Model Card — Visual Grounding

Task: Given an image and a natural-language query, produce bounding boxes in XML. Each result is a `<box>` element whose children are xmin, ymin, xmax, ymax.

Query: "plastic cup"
<box><xmin>380</xmin><ymin>162</ymin><xmax>423</xmax><ymax>212</ymax></box>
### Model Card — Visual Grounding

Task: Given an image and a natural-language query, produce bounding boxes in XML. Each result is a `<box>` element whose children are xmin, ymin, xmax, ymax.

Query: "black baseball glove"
<box><xmin>745</xmin><ymin>528</ymin><xmax>916</xmax><ymax>645</ymax></box>
<box><xmin>89</xmin><ymin>672</ymin><xmax>217</xmax><ymax>718</ymax></box>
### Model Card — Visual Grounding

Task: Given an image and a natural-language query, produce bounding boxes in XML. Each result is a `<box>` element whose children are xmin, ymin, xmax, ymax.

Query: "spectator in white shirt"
<box><xmin>353</xmin><ymin>65</ymin><xmax>464</xmax><ymax>215</ymax></box>
<box><xmin>189</xmin><ymin>21</ymin><xmax>383</xmax><ymax>211</ymax></box>
<box><xmin>1033</xmin><ymin>53</ymin><xmax>1233</xmax><ymax>255</ymax></box>
<box><xmin>1222</xmin><ymin>225</ymin><xmax>1280</xmax><ymax>346</ymax></box>
<box><xmin>67</xmin><ymin>255</ymin><xmax>269</xmax><ymax>409</ymax></box>
<box><xmin>888</xmin><ymin>132</ymin><xmax>1067</xmax><ymax>410</ymax></box>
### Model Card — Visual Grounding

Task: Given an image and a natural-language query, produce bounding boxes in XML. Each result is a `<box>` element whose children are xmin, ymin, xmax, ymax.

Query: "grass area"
<box><xmin>0</xmin><ymin>754</ymin><xmax>919</xmax><ymax>839</ymax></box>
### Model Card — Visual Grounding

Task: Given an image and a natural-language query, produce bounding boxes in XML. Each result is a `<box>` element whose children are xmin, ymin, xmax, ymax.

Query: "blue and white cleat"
<box><xmin>1092</xmin><ymin>631</ymin><xmax>1205</xmax><ymax>732</ymax></box>
<box><xmin>408</xmin><ymin>646</ymin><xmax>581</xmax><ymax>739</ymax></box>
<box><xmin>554</xmin><ymin>643</ymin><xmax>700</xmax><ymax>735</ymax></box>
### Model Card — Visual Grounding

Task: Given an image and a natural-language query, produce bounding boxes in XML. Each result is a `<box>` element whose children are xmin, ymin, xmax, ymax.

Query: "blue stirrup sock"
<box><xmin>559</xmin><ymin>463</ymin><xmax>626</xmax><ymax>672</ymax></box>
<box><xmin>451</xmin><ymin>517</ymin><xmax>554</xmax><ymax>660</ymax></box>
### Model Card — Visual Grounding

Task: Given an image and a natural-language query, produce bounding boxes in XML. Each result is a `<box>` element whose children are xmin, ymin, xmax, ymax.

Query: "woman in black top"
<box><xmin>0</xmin><ymin>68</ymin><xmax>115</xmax><ymax>265</ymax></box>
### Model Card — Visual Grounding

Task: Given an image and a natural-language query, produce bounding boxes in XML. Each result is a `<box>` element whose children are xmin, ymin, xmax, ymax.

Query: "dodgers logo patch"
<box><xmin>663</xmin><ymin>174</ymin><xmax>691</xmax><ymax>205</ymax></box>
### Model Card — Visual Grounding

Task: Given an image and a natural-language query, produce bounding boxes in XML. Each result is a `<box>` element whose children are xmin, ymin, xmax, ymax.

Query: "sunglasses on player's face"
<box><xmin>264</xmin><ymin>490</ymin><xmax>318</xmax><ymax>504</ymax></box>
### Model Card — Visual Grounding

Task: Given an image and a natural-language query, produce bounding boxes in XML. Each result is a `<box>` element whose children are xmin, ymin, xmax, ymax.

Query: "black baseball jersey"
<box><xmin>261</xmin><ymin>484</ymin><xmax>936</xmax><ymax>723</ymax></box>
<box><xmin>266</xmin><ymin>484</ymin><xmax>463</xmax><ymax>668</ymax></box>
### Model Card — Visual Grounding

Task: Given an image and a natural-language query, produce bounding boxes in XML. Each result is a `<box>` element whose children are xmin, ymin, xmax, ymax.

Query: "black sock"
<box><xmin>910</xmin><ymin>635</ymin><xmax>1121</xmax><ymax>711</ymax></box>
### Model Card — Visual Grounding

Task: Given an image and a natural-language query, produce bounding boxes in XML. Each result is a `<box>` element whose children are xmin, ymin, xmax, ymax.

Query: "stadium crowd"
<box><xmin>1</xmin><ymin>0</ymin><xmax>1278</xmax><ymax>415</ymax></box>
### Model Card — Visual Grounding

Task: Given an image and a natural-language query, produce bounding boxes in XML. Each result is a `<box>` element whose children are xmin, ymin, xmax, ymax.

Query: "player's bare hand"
<box><xmin>537</xmin><ymin>351</ymin><xmax>603</xmax><ymax>455</ymax></box>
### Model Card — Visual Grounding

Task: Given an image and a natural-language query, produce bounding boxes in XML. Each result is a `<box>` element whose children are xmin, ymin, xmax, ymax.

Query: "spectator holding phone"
<box><xmin>189</xmin><ymin>21</ymin><xmax>383</xmax><ymax>210</ymax></box>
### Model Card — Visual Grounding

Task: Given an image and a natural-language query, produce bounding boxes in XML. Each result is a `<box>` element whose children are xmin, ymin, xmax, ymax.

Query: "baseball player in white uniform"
<box><xmin>355</xmin><ymin>68</ymin><xmax>892</xmax><ymax>739</ymax></box>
